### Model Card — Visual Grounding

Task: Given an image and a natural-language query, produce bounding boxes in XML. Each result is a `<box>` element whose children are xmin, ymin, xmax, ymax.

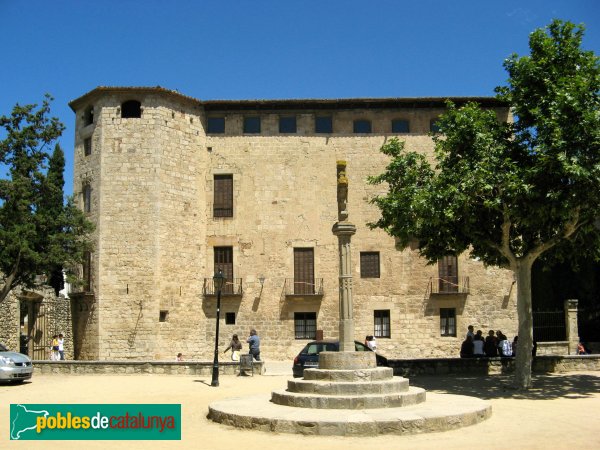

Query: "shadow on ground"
<box><xmin>411</xmin><ymin>373</ymin><xmax>600</xmax><ymax>400</ymax></box>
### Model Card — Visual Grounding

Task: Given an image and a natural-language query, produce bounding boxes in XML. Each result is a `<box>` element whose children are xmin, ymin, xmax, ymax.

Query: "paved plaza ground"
<box><xmin>2</xmin><ymin>365</ymin><xmax>600</xmax><ymax>449</ymax></box>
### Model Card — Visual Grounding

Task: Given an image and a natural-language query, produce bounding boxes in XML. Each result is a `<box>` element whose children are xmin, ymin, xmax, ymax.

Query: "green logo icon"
<box><xmin>10</xmin><ymin>404</ymin><xmax>181</xmax><ymax>440</ymax></box>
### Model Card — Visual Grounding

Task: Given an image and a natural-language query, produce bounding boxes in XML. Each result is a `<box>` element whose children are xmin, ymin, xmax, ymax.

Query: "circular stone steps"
<box><xmin>208</xmin><ymin>352</ymin><xmax>491</xmax><ymax>436</ymax></box>
<box><xmin>271</xmin><ymin>386</ymin><xmax>426</xmax><ymax>409</ymax></box>
<box><xmin>287</xmin><ymin>377</ymin><xmax>410</xmax><ymax>395</ymax></box>
<box><xmin>207</xmin><ymin>392</ymin><xmax>492</xmax><ymax>436</ymax></box>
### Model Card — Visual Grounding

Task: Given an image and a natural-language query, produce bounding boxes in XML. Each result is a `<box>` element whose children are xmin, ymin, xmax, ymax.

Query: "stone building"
<box><xmin>68</xmin><ymin>86</ymin><xmax>517</xmax><ymax>361</ymax></box>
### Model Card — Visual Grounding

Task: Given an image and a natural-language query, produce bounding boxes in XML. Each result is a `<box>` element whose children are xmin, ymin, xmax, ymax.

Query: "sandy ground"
<box><xmin>2</xmin><ymin>369</ymin><xmax>600</xmax><ymax>450</ymax></box>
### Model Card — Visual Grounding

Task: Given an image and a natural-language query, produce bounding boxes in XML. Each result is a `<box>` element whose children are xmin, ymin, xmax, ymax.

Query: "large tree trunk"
<box><xmin>514</xmin><ymin>259</ymin><xmax>535</xmax><ymax>389</ymax></box>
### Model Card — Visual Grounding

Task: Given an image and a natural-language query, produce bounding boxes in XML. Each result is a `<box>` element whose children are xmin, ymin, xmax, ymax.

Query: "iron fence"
<box><xmin>532</xmin><ymin>310</ymin><xmax>566</xmax><ymax>342</ymax></box>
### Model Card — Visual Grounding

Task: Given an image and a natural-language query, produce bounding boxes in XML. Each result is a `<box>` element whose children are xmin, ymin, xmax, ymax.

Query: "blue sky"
<box><xmin>1</xmin><ymin>0</ymin><xmax>599</xmax><ymax>196</ymax></box>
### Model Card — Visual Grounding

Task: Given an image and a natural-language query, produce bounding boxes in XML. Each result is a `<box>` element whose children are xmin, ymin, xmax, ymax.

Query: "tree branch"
<box><xmin>500</xmin><ymin>205</ymin><xmax>517</xmax><ymax>266</ymax></box>
<box><xmin>529</xmin><ymin>208</ymin><xmax>583</xmax><ymax>261</ymax></box>
<box><xmin>0</xmin><ymin>250</ymin><xmax>21</xmax><ymax>303</ymax></box>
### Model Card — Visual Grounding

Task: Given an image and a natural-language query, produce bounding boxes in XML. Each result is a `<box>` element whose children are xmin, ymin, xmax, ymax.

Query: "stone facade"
<box><xmin>68</xmin><ymin>87</ymin><xmax>518</xmax><ymax>361</ymax></box>
<box><xmin>0</xmin><ymin>286</ymin><xmax>73</xmax><ymax>360</ymax></box>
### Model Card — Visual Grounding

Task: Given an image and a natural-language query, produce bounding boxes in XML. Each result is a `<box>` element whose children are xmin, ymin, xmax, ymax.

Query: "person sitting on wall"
<box><xmin>460</xmin><ymin>335</ymin><xmax>474</xmax><ymax>358</ymax></box>
<box><xmin>577</xmin><ymin>342</ymin><xmax>590</xmax><ymax>355</ymax></box>
<box><xmin>473</xmin><ymin>331</ymin><xmax>485</xmax><ymax>357</ymax></box>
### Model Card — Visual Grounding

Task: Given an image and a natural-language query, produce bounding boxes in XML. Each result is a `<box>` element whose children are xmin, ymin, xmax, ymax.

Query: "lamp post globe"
<box><xmin>211</xmin><ymin>269</ymin><xmax>225</xmax><ymax>387</ymax></box>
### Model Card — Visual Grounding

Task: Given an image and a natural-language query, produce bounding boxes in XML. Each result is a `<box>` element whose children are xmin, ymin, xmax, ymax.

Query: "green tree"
<box><xmin>369</xmin><ymin>20</ymin><xmax>600</xmax><ymax>389</ymax></box>
<box><xmin>0</xmin><ymin>95</ymin><xmax>93</xmax><ymax>303</ymax></box>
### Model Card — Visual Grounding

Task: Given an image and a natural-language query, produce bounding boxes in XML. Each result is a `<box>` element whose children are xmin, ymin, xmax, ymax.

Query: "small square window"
<box><xmin>392</xmin><ymin>119</ymin><xmax>410</xmax><ymax>133</ymax></box>
<box><xmin>279</xmin><ymin>116</ymin><xmax>297</xmax><ymax>133</ymax></box>
<box><xmin>360</xmin><ymin>252</ymin><xmax>380</xmax><ymax>278</ymax></box>
<box><xmin>315</xmin><ymin>116</ymin><xmax>332</xmax><ymax>133</ymax></box>
<box><xmin>225</xmin><ymin>312</ymin><xmax>236</xmax><ymax>325</ymax></box>
<box><xmin>159</xmin><ymin>310</ymin><xmax>169</xmax><ymax>322</ymax></box>
<box><xmin>84</xmin><ymin>137</ymin><xmax>92</xmax><ymax>156</ymax></box>
<box><xmin>244</xmin><ymin>117</ymin><xmax>261</xmax><ymax>134</ymax></box>
<box><xmin>440</xmin><ymin>308</ymin><xmax>456</xmax><ymax>336</ymax></box>
<box><xmin>294</xmin><ymin>312</ymin><xmax>317</xmax><ymax>339</ymax></box>
<box><xmin>374</xmin><ymin>310</ymin><xmax>390</xmax><ymax>338</ymax></box>
<box><xmin>430</xmin><ymin>118</ymin><xmax>441</xmax><ymax>133</ymax></box>
<box><xmin>207</xmin><ymin>117</ymin><xmax>225</xmax><ymax>134</ymax></box>
<box><xmin>353</xmin><ymin>119</ymin><xmax>371</xmax><ymax>134</ymax></box>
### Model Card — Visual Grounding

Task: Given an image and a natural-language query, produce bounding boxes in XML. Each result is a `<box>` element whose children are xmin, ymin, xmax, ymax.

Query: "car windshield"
<box><xmin>303</xmin><ymin>343</ymin><xmax>337</xmax><ymax>355</ymax></box>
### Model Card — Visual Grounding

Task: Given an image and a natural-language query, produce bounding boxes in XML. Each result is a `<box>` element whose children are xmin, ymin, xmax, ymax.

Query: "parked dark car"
<box><xmin>292</xmin><ymin>340</ymin><xmax>388</xmax><ymax>378</ymax></box>
<box><xmin>0</xmin><ymin>343</ymin><xmax>33</xmax><ymax>383</ymax></box>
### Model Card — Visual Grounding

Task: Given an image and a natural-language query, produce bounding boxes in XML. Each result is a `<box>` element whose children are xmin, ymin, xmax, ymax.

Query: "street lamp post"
<box><xmin>211</xmin><ymin>269</ymin><xmax>225</xmax><ymax>387</ymax></box>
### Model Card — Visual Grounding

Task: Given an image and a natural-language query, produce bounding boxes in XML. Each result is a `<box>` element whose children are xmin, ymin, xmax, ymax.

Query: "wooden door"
<box><xmin>294</xmin><ymin>248</ymin><xmax>314</xmax><ymax>295</ymax></box>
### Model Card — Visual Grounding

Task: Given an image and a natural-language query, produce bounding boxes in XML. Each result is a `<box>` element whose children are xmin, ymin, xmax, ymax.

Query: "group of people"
<box><xmin>460</xmin><ymin>325</ymin><xmax>524</xmax><ymax>358</ymax></box>
<box><xmin>174</xmin><ymin>329</ymin><xmax>262</xmax><ymax>362</ymax></box>
<box><xmin>49</xmin><ymin>334</ymin><xmax>65</xmax><ymax>360</ymax></box>
<box><xmin>223</xmin><ymin>329</ymin><xmax>261</xmax><ymax>361</ymax></box>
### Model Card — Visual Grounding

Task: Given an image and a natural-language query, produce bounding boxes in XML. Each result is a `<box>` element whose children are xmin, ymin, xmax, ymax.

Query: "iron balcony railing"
<box><xmin>284</xmin><ymin>278</ymin><xmax>324</xmax><ymax>296</ymax></box>
<box><xmin>428</xmin><ymin>276</ymin><xmax>470</xmax><ymax>295</ymax></box>
<box><xmin>203</xmin><ymin>278</ymin><xmax>243</xmax><ymax>296</ymax></box>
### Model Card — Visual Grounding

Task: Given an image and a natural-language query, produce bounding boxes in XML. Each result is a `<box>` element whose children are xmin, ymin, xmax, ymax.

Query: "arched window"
<box><xmin>83</xmin><ymin>106</ymin><xmax>94</xmax><ymax>126</ymax></box>
<box><xmin>121</xmin><ymin>100</ymin><xmax>142</xmax><ymax>118</ymax></box>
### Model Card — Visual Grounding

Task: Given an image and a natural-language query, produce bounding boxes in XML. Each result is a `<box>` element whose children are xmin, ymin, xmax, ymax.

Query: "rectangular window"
<box><xmin>82</xmin><ymin>251</ymin><xmax>92</xmax><ymax>292</ymax></box>
<box><xmin>392</xmin><ymin>119</ymin><xmax>410</xmax><ymax>133</ymax></box>
<box><xmin>84</xmin><ymin>137</ymin><xmax>92</xmax><ymax>156</ymax></box>
<box><xmin>207</xmin><ymin>117</ymin><xmax>225</xmax><ymax>134</ymax></box>
<box><xmin>374</xmin><ymin>310</ymin><xmax>390</xmax><ymax>338</ymax></box>
<box><xmin>294</xmin><ymin>248</ymin><xmax>315</xmax><ymax>295</ymax></box>
<box><xmin>315</xmin><ymin>115</ymin><xmax>332</xmax><ymax>133</ymax></box>
<box><xmin>440</xmin><ymin>308</ymin><xmax>456</xmax><ymax>336</ymax></box>
<box><xmin>294</xmin><ymin>312</ymin><xmax>317</xmax><ymax>339</ymax></box>
<box><xmin>213</xmin><ymin>175</ymin><xmax>233</xmax><ymax>217</ymax></box>
<box><xmin>438</xmin><ymin>255</ymin><xmax>458</xmax><ymax>293</ymax></box>
<box><xmin>430</xmin><ymin>118</ymin><xmax>441</xmax><ymax>133</ymax></box>
<box><xmin>243</xmin><ymin>116</ymin><xmax>261</xmax><ymax>134</ymax></box>
<box><xmin>279</xmin><ymin>116</ymin><xmax>297</xmax><ymax>133</ymax></box>
<box><xmin>225</xmin><ymin>312</ymin><xmax>236</xmax><ymax>325</ymax></box>
<box><xmin>214</xmin><ymin>247</ymin><xmax>233</xmax><ymax>294</ymax></box>
<box><xmin>353</xmin><ymin>119</ymin><xmax>372</xmax><ymax>133</ymax></box>
<box><xmin>83</xmin><ymin>184</ymin><xmax>91</xmax><ymax>213</ymax></box>
<box><xmin>159</xmin><ymin>310</ymin><xmax>169</xmax><ymax>322</ymax></box>
<box><xmin>360</xmin><ymin>252</ymin><xmax>380</xmax><ymax>278</ymax></box>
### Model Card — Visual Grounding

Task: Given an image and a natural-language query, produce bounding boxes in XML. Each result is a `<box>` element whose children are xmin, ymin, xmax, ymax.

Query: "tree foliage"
<box><xmin>0</xmin><ymin>95</ymin><xmax>93</xmax><ymax>302</ymax></box>
<box><xmin>369</xmin><ymin>20</ymin><xmax>600</xmax><ymax>389</ymax></box>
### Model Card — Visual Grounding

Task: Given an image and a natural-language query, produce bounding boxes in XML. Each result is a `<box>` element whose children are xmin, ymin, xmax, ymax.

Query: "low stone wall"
<box><xmin>387</xmin><ymin>355</ymin><xmax>600</xmax><ymax>377</ymax></box>
<box><xmin>32</xmin><ymin>355</ymin><xmax>600</xmax><ymax>377</ymax></box>
<box><xmin>536</xmin><ymin>341</ymin><xmax>570</xmax><ymax>356</ymax></box>
<box><xmin>33</xmin><ymin>360</ymin><xmax>265</xmax><ymax>376</ymax></box>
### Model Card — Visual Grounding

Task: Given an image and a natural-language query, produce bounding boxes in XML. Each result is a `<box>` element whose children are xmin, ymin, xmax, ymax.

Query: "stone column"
<box><xmin>332</xmin><ymin>161</ymin><xmax>356</xmax><ymax>352</ymax></box>
<box><xmin>564</xmin><ymin>299</ymin><xmax>579</xmax><ymax>355</ymax></box>
<box><xmin>332</xmin><ymin>222</ymin><xmax>356</xmax><ymax>352</ymax></box>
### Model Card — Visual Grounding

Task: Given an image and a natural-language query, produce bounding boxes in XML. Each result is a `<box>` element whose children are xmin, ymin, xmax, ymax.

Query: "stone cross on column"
<box><xmin>332</xmin><ymin>161</ymin><xmax>356</xmax><ymax>352</ymax></box>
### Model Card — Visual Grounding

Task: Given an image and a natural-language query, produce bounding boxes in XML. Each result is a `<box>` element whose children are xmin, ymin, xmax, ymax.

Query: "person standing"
<box><xmin>50</xmin><ymin>335</ymin><xmax>59</xmax><ymax>361</ymax></box>
<box><xmin>57</xmin><ymin>334</ymin><xmax>65</xmax><ymax>360</ymax></box>
<box><xmin>466</xmin><ymin>325</ymin><xmax>475</xmax><ymax>339</ymax></box>
<box><xmin>247</xmin><ymin>329</ymin><xmax>261</xmax><ymax>361</ymax></box>
<box><xmin>484</xmin><ymin>330</ymin><xmax>498</xmax><ymax>357</ymax></box>
<box><xmin>224</xmin><ymin>334</ymin><xmax>243</xmax><ymax>361</ymax></box>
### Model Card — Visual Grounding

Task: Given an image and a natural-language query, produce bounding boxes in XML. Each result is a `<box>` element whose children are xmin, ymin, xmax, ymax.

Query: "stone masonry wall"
<box><xmin>71</xmin><ymin>89</ymin><xmax>516</xmax><ymax>361</ymax></box>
